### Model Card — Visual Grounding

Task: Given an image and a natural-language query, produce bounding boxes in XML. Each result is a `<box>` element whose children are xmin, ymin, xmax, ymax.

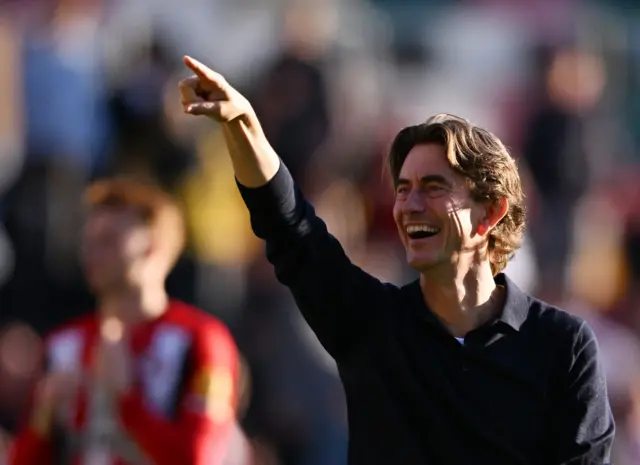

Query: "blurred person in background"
<box><xmin>0</xmin><ymin>322</ymin><xmax>42</xmax><ymax>435</ymax></box>
<box><xmin>616</xmin><ymin>178</ymin><xmax>640</xmax><ymax>333</ymax></box>
<box><xmin>521</xmin><ymin>46</ymin><xmax>606</xmax><ymax>304</ymax></box>
<box><xmin>0</xmin><ymin>0</ymin><xmax>110</xmax><ymax>335</ymax></box>
<box><xmin>105</xmin><ymin>32</ymin><xmax>204</xmax><ymax>311</ymax></box>
<box><xmin>251</xmin><ymin>0</ymin><xmax>332</xmax><ymax>187</ymax></box>
<box><xmin>9</xmin><ymin>179</ymin><xmax>244</xmax><ymax>465</ymax></box>
<box><xmin>179</xmin><ymin>56</ymin><xmax>614</xmax><ymax>465</ymax></box>
<box><xmin>106</xmin><ymin>32</ymin><xmax>196</xmax><ymax>193</ymax></box>
<box><xmin>0</xmin><ymin>322</ymin><xmax>42</xmax><ymax>465</ymax></box>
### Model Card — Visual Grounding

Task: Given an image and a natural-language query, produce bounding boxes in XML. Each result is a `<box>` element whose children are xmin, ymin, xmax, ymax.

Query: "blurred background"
<box><xmin>0</xmin><ymin>0</ymin><xmax>640</xmax><ymax>463</ymax></box>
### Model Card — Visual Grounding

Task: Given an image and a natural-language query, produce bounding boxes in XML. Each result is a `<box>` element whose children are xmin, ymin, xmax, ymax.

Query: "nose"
<box><xmin>402</xmin><ymin>189</ymin><xmax>425</xmax><ymax>213</ymax></box>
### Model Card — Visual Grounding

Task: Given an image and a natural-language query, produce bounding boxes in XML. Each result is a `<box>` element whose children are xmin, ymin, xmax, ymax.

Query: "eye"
<box><xmin>396</xmin><ymin>186</ymin><xmax>409</xmax><ymax>196</ymax></box>
<box><xmin>425</xmin><ymin>184</ymin><xmax>448</xmax><ymax>198</ymax></box>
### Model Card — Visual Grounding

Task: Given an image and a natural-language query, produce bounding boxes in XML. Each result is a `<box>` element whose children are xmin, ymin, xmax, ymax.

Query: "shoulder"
<box><xmin>164</xmin><ymin>300</ymin><xmax>231</xmax><ymax>335</ymax></box>
<box><xmin>525</xmin><ymin>296</ymin><xmax>599</xmax><ymax>362</ymax></box>
<box><xmin>528</xmin><ymin>297</ymin><xmax>587</xmax><ymax>334</ymax></box>
<box><xmin>45</xmin><ymin>313</ymin><xmax>97</xmax><ymax>349</ymax></box>
<box><xmin>164</xmin><ymin>300</ymin><xmax>237</xmax><ymax>354</ymax></box>
<box><xmin>43</xmin><ymin>313</ymin><xmax>96</xmax><ymax>370</ymax></box>
<box><xmin>46</xmin><ymin>313</ymin><xmax>96</xmax><ymax>340</ymax></box>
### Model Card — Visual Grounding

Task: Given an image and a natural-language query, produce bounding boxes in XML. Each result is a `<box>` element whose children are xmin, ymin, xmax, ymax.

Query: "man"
<box><xmin>178</xmin><ymin>56</ymin><xmax>615</xmax><ymax>465</ymax></box>
<box><xmin>9</xmin><ymin>179</ymin><xmax>243</xmax><ymax>465</ymax></box>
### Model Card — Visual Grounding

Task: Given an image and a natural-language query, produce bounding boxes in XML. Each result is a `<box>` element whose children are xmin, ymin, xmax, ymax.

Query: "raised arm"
<box><xmin>179</xmin><ymin>56</ymin><xmax>280</xmax><ymax>188</ymax></box>
<box><xmin>178</xmin><ymin>57</ymin><xmax>393</xmax><ymax>358</ymax></box>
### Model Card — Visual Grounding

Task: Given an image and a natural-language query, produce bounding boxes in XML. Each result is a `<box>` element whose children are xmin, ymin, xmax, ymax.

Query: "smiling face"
<box><xmin>388</xmin><ymin>114</ymin><xmax>525</xmax><ymax>275</ymax></box>
<box><xmin>392</xmin><ymin>143</ymin><xmax>502</xmax><ymax>272</ymax></box>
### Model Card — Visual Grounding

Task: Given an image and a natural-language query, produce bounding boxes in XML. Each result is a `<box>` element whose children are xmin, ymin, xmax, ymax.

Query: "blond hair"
<box><xmin>388</xmin><ymin>114</ymin><xmax>526</xmax><ymax>275</ymax></box>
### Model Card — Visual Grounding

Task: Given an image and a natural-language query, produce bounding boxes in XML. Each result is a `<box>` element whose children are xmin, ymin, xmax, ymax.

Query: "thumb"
<box><xmin>186</xmin><ymin>101</ymin><xmax>223</xmax><ymax>117</ymax></box>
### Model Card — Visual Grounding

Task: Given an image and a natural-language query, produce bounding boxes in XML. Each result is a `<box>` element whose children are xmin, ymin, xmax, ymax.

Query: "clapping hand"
<box><xmin>93</xmin><ymin>318</ymin><xmax>133</xmax><ymax>397</ymax></box>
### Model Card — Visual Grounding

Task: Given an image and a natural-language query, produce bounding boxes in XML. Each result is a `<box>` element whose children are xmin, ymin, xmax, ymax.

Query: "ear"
<box><xmin>478</xmin><ymin>197</ymin><xmax>508</xmax><ymax>236</ymax></box>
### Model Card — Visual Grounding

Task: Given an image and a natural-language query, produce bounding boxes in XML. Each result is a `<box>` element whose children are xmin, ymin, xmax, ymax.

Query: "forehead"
<box><xmin>85</xmin><ymin>206</ymin><xmax>146</xmax><ymax>233</ymax></box>
<box><xmin>398</xmin><ymin>143</ymin><xmax>454</xmax><ymax>179</ymax></box>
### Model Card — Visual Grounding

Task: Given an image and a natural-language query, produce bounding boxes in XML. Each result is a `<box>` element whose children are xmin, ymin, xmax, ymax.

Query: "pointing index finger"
<box><xmin>183</xmin><ymin>55</ymin><xmax>223</xmax><ymax>83</ymax></box>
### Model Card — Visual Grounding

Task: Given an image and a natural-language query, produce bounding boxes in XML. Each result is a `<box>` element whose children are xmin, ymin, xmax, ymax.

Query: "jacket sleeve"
<box><xmin>237</xmin><ymin>162</ymin><xmax>393</xmax><ymax>358</ymax></box>
<box><xmin>118</xmin><ymin>319</ymin><xmax>240</xmax><ymax>465</ymax></box>
<box><xmin>546</xmin><ymin>321</ymin><xmax>615</xmax><ymax>464</ymax></box>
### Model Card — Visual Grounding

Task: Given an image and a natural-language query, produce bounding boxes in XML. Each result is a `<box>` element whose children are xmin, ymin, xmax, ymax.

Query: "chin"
<box><xmin>87</xmin><ymin>280</ymin><xmax>108</xmax><ymax>295</ymax></box>
<box><xmin>87</xmin><ymin>275</ymin><xmax>122</xmax><ymax>295</ymax></box>
<box><xmin>406</xmin><ymin>253</ymin><xmax>442</xmax><ymax>272</ymax></box>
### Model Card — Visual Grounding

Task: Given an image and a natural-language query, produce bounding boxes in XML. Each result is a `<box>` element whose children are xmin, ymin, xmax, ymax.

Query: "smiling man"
<box><xmin>179</xmin><ymin>56</ymin><xmax>615</xmax><ymax>465</ymax></box>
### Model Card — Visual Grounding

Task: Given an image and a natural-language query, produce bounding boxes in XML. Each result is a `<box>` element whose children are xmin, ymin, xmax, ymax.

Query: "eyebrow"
<box><xmin>395</xmin><ymin>175</ymin><xmax>454</xmax><ymax>188</ymax></box>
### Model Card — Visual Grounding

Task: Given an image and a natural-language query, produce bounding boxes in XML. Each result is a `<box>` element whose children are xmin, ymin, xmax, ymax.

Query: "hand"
<box><xmin>30</xmin><ymin>371</ymin><xmax>80</xmax><ymax>435</ymax></box>
<box><xmin>178</xmin><ymin>56</ymin><xmax>254</xmax><ymax>123</ymax></box>
<box><xmin>93</xmin><ymin>318</ymin><xmax>133</xmax><ymax>396</ymax></box>
<box><xmin>179</xmin><ymin>55</ymin><xmax>280</xmax><ymax>188</ymax></box>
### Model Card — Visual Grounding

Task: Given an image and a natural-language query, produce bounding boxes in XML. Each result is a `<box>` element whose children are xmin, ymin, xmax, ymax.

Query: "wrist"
<box><xmin>224</xmin><ymin>112</ymin><xmax>261</xmax><ymax>138</ymax></box>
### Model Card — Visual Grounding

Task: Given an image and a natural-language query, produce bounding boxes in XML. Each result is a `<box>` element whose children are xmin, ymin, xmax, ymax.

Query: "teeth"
<box><xmin>406</xmin><ymin>225</ymin><xmax>440</xmax><ymax>234</ymax></box>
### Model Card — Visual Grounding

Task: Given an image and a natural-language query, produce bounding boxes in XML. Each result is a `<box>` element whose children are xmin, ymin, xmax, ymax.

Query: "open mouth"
<box><xmin>406</xmin><ymin>224</ymin><xmax>440</xmax><ymax>240</ymax></box>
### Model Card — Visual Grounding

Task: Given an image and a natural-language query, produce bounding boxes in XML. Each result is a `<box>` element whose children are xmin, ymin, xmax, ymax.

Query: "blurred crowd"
<box><xmin>0</xmin><ymin>0</ymin><xmax>640</xmax><ymax>463</ymax></box>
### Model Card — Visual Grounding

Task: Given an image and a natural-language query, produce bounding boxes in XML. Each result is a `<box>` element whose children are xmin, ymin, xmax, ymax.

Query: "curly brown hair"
<box><xmin>388</xmin><ymin>114</ymin><xmax>526</xmax><ymax>275</ymax></box>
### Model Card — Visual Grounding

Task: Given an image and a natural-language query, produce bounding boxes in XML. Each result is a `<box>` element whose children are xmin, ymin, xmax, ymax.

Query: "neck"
<box><xmin>98</xmin><ymin>284</ymin><xmax>168</xmax><ymax>326</ymax></box>
<box><xmin>419</xmin><ymin>258</ymin><xmax>503</xmax><ymax>338</ymax></box>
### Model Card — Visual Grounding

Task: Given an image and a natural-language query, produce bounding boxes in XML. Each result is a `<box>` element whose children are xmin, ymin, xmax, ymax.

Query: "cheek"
<box><xmin>449</xmin><ymin>211</ymin><xmax>476</xmax><ymax>238</ymax></box>
<box><xmin>124</xmin><ymin>233</ymin><xmax>150</xmax><ymax>261</ymax></box>
<box><xmin>84</xmin><ymin>244</ymin><xmax>127</xmax><ymax>271</ymax></box>
<box><xmin>438</xmin><ymin>202</ymin><xmax>471</xmax><ymax>234</ymax></box>
<box><xmin>430</xmin><ymin>198</ymin><xmax>457</xmax><ymax>220</ymax></box>
<box><xmin>392</xmin><ymin>203</ymin><xmax>403</xmax><ymax>225</ymax></box>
